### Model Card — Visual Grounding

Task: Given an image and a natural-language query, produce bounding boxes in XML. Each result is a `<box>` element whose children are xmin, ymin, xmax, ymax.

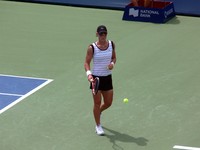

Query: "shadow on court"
<box><xmin>166</xmin><ymin>16</ymin><xmax>181</xmax><ymax>24</ymax></box>
<box><xmin>103</xmin><ymin>126</ymin><xmax>149</xmax><ymax>150</ymax></box>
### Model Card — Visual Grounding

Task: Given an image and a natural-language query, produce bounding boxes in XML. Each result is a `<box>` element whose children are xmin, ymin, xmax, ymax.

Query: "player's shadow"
<box><xmin>103</xmin><ymin>126</ymin><xmax>148</xmax><ymax>150</ymax></box>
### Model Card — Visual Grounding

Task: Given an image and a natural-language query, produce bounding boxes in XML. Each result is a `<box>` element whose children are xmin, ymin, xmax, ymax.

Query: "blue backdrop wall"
<box><xmin>18</xmin><ymin>0</ymin><xmax>200</xmax><ymax>16</ymax></box>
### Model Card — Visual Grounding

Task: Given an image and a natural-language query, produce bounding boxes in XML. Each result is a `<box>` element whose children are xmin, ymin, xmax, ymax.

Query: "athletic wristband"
<box><xmin>111</xmin><ymin>62</ymin><xmax>115</xmax><ymax>66</ymax></box>
<box><xmin>86</xmin><ymin>70</ymin><xmax>92</xmax><ymax>76</ymax></box>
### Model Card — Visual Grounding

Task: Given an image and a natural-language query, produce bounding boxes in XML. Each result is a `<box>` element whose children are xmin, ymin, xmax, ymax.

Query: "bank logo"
<box><xmin>164</xmin><ymin>8</ymin><xmax>173</xmax><ymax>18</ymax></box>
<box><xmin>129</xmin><ymin>8</ymin><xmax>139</xmax><ymax>17</ymax></box>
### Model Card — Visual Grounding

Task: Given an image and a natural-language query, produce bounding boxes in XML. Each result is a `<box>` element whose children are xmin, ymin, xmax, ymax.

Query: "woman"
<box><xmin>84</xmin><ymin>25</ymin><xmax>116</xmax><ymax>136</ymax></box>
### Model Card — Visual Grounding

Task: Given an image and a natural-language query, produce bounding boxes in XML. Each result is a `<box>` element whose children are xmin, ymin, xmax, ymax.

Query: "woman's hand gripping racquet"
<box><xmin>90</xmin><ymin>77</ymin><xmax>100</xmax><ymax>95</ymax></box>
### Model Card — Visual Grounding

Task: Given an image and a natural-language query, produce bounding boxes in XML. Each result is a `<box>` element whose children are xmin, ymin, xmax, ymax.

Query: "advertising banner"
<box><xmin>122</xmin><ymin>1</ymin><xmax>176</xmax><ymax>23</ymax></box>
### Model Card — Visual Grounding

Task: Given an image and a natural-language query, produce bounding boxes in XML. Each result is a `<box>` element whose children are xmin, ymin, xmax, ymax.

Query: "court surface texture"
<box><xmin>0</xmin><ymin>1</ymin><xmax>200</xmax><ymax>150</ymax></box>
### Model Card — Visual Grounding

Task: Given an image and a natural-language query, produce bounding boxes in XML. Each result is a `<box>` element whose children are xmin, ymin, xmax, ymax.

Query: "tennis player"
<box><xmin>84</xmin><ymin>25</ymin><xmax>116</xmax><ymax>135</ymax></box>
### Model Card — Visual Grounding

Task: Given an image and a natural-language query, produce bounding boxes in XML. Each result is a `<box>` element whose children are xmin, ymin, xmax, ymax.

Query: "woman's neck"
<box><xmin>97</xmin><ymin>39</ymin><xmax>107</xmax><ymax>45</ymax></box>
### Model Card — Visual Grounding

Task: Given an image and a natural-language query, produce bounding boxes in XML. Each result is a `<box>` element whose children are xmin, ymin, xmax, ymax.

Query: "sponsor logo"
<box><xmin>140</xmin><ymin>10</ymin><xmax>159</xmax><ymax>18</ymax></box>
<box><xmin>164</xmin><ymin>8</ymin><xmax>173</xmax><ymax>18</ymax></box>
<box><xmin>140</xmin><ymin>10</ymin><xmax>159</xmax><ymax>15</ymax></box>
<box><xmin>129</xmin><ymin>8</ymin><xmax>159</xmax><ymax>18</ymax></box>
<box><xmin>129</xmin><ymin>8</ymin><xmax>139</xmax><ymax>17</ymax></box>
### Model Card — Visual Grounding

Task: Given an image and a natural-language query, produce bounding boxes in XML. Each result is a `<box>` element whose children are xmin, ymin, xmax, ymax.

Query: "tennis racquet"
<box><xmin>91</xmin><ymin>77</ymin><xmax>100</xmax><ymax>95</ymax></box>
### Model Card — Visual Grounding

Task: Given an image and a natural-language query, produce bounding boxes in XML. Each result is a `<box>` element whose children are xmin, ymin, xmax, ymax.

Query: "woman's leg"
<box><xmin>100</xmin><ymin>90</ymin><xmax>113</xmax><ymax>113</ymax></box>
<box><xmin>93</xmin><ymin>91</ymin><xmax>102</xmax><ymax>125</ymax></box>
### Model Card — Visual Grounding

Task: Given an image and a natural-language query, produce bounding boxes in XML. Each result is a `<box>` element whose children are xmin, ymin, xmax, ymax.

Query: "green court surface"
<box><xmin>0</xmin><ymin>1</ymin><xmax>200</xmax><ymax>150</ymax></box>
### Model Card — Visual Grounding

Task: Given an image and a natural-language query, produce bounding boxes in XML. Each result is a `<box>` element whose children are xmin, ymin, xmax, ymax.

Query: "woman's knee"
<box><xmin>104</xmin><ymin>100</ymin><xmax>113</xmax><ymax>107</ymax></box>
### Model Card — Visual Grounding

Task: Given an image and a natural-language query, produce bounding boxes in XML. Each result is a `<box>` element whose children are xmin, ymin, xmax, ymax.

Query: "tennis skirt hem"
<box><xmin>89</xmin><ymin>74</ymin><xmax>113</xmax><ymax>91</ymax></box>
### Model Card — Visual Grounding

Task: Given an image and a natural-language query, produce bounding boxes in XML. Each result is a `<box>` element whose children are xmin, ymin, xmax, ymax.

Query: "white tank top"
<box><xmin>92</xmin><ymin>40</ymin><xmax>113</xmax><ymax>76</ymax></box>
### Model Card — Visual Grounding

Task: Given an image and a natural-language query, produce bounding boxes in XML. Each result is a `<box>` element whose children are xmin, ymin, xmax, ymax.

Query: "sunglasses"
<box><xmin>99</xmin><ymin>32</ymin><xmax>107</xmax><ymax>36</ymax></box>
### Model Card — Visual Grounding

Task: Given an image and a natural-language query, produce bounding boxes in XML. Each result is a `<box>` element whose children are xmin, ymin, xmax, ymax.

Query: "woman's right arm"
<box><xmin>84</xmin><ymin>45</ymin><xmax>93</xmax><ymax>81</ymax></box>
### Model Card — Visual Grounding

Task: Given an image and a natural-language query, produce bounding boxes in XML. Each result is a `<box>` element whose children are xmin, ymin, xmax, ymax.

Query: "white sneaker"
<box><xmin>95</xmin><ymin>125</ymin><xmax>104</xmax><ymax>136</ymax></box>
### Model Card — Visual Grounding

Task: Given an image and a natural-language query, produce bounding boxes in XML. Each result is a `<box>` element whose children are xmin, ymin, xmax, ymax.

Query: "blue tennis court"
<box><xmin>0</xmin><ymin>74</ymin><xmax>53</xmax><ymax>114</ymax></box>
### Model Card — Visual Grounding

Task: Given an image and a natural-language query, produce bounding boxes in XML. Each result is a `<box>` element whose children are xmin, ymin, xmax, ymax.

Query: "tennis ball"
<box><xmin>123</xmin><ymin>98</ymin><xmax>129</xmax><ymax>103</ymax></box>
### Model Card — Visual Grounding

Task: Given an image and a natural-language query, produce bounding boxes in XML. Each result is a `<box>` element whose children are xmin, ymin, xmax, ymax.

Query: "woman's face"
<box><xmin>97</xmin><ymin>32</ymin><xmax>107</xmax><ymax>41</ymax></box>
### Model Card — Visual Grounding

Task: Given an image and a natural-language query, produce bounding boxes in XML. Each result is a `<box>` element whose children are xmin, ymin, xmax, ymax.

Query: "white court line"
<box><xmin>0</xmin><ymin>93</ymin><xmax>23</xmax><ymax>97</ymax></box>
<box><xmin>173</xmin><ymin>145</ymin><xmax>200</xmax><ymax>150</ymax></box>
<box><xmin>0</xmin><ymin>78</ymin><xmax>53</xmax><ymax>114</ymax></box>
<box><xmin>0</xmin><ymin>74</ymin><xmax>51</xmax><ymax>80</ymax></box>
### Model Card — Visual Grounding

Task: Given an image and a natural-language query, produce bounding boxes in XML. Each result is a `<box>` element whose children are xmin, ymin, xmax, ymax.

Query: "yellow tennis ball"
<box><xmin>123</xmin><ymin>98</ymin><xmax>129</xmax><ymax>103</ymax></box>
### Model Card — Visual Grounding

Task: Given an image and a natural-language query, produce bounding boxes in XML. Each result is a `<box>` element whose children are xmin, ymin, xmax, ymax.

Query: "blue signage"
<box><xmin>122</xmin><ymin>1</ymin><xmax>176</xmax><ymax>23</ymax></box>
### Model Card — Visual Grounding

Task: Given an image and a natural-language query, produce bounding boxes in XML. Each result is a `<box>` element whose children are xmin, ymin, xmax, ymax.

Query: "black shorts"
<box><xmin>90</xmin><ymin>74</ymin><xmax>113</xmax><ymax>91</ymax></box>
